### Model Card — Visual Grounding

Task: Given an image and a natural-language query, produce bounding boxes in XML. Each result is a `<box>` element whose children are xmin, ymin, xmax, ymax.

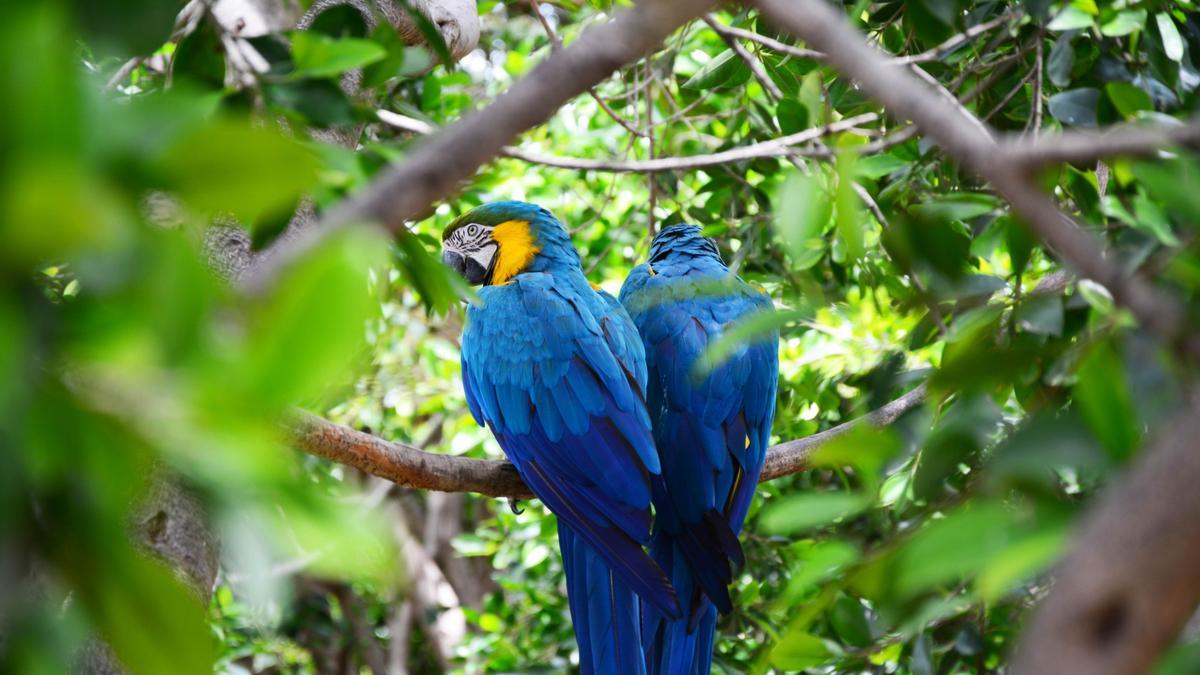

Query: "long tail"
<box><xmin>560</xmin><ymin>522</ymin><xmax>647</xmax><ymax>675</ymax></box>
<box><xmin>642</xmin><ymin>532</ymin><xmax>718</xmax><ymax>675</ymax></box>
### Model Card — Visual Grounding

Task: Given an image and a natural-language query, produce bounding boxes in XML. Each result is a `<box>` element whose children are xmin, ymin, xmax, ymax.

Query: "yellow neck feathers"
<box><xmin>490</xmin><ymin>220</ymin><xmax>540</xmax><ymax>285</ymax></box>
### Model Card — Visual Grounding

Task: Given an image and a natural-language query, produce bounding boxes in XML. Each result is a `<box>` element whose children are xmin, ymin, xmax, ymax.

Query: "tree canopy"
<box><xmin>2</xmin><ymin>0</ymin><xmax>1200</xmax><ymax>673</ymax></box>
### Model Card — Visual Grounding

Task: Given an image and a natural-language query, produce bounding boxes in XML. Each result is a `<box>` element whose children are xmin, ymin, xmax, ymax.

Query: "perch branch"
<box><xmin>291</xmin><ymin>384</ymin><xmax>928</xmax><ymax>500</ymax></box>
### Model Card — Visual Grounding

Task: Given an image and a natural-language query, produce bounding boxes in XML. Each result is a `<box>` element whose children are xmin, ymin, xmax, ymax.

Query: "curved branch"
<box><xmin>291</xmin><ymin>384</ymin><xmax>928</xmax><ymax>500</ymax></box>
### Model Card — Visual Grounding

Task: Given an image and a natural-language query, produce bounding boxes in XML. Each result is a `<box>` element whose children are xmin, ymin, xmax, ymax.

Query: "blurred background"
<box><xmin>2</xmin><ymin>0</ymin><xmax>1199</xmax><ymax>673</ymax></box>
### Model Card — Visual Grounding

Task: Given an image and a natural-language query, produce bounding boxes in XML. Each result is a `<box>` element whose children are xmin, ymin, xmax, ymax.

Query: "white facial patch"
<box><xmin>445</xmin><ymin>222</ymin><xmax>497</xmax><ymax>268</ymax></box>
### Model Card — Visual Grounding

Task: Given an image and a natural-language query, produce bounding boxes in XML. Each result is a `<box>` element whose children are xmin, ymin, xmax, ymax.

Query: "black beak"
<box><xmin>443</xmin><ymin>249</ymin><xmax>466</xmax><ymax>276</ymax></box>
<box><xmin>442</xmin><ymin>249</ymin><xmax>489</xmax><ymax>285</ymax></box>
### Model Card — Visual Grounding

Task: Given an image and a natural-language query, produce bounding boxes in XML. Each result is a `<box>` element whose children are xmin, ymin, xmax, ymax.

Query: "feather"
<box><xmin>619</xmin><ymin>224</ymin><xmax>780</xmax><ymax>675</ymax></box>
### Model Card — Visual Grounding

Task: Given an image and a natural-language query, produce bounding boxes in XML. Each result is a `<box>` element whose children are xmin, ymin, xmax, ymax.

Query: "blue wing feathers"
<box><xmin>461</xmin><ymin>270</ymin><xmax>682</xmax><ymax>667</ymax></box>
<box><xmin>620</xmin><ymin>233</ymin><xmax>779</xmax><ymax>675</ymax></box>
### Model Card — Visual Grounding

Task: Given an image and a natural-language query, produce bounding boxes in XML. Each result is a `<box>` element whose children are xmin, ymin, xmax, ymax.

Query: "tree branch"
<box><xmin>711</xmin><ymin>12</ymin><xmax>1014</xmax><ymax>66</ymax></box>
<box><xmin>291</xmin><ymin>384</ymin><xmax>927</xmax><ymax>500</ymax></box>
<box><xmin>1008</xmin><ymin>396</ymin><xmax>1200</xmax><ymax>675</ymax></box>
<box><xmin>1000</xmin><ymin>121</ymin><xmax>1200</xmax><ymax>169</ymax></box>
<box><xmin>244</xmin><ymin>0</ymin><xmax>717</xmax><ymax>291</ymax></box>
<box><xmin>752</xmin><ymin>0</ymin><xmax>1195</xmax><ymax>359</ymax></box>
<box><xmin>378</xmin><ymin>108</ymin><xmax>883</xmax><ymax>171</ymax></box>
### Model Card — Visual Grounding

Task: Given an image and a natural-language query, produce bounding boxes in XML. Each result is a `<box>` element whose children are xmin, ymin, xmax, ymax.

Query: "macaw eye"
<box><xmin>467</xmin><ymin>225</ymin><xmax>478</xmax><ymax>236</ymax></box>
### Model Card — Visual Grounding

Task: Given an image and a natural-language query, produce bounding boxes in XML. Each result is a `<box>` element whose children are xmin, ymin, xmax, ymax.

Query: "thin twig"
<box><xmin>529</xmin><ymin>0</ymin><xmax>648</xmax><ymax>138</ymax></box>
<box><xmin>704</xmin><ymin>15</ymin><xmax>783</xmax><ymax>100</ymax></box>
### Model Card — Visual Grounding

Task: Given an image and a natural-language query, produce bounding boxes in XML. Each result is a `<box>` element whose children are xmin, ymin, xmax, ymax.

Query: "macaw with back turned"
<box><xmin>620</xmin><ymin>224</ymin><xmax>779</xmax><ymax>675</ymax></box>
<box><xmin>443</xmin><ymin>201</ymin><xmax>714</xmax><ymax>674</ymax></box>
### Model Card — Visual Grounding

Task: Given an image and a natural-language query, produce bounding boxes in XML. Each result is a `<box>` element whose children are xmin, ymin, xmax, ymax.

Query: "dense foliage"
<box><xmin>2</xmin><ymin>0</ymin><xmax>1199</xmax><ymax>673</ymax></box>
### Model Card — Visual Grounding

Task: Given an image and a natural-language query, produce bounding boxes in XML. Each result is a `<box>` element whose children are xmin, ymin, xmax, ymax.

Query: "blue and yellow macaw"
<box><xmin>441</xmin><ymin>201</ymin><xmax>682</xmax><ymax>674</ymax></box>
<box><xmin>620</xmin><ymin>224</ymin><xmax>779</xmax><ymax>675</ymax></box>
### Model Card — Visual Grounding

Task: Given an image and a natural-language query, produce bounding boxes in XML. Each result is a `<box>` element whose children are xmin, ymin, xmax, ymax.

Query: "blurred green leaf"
<box><xmin>771</xmin><ymin>631</ymin><xmax>834</xmax><ymax>670</ymax></box>
<box><xmin>1015</xmin><ymin>294</ymin><xmax>1063</xmax><ymax>336</ymax></box>
<box><xmin>1105</xmin><ymin>81</ymin><xmax>1153</xmax><ymax>118</ymax></box>
<box><xmin>1075</xmin><ymin>342</ymin><xmax>1140</xmax><ymax>460</ymax></box>
<box><xmin>762</xmin><ymin>491</ymin><xmax>873</xmax><ymax>535</ymax></box>
<box><xmin>1155</xmin><ymin>13</ymin><xmax>1184</xmax><ymax>62</ymax></box>
<box><xmin>159</xmin><ymin>118</ymin><xmax>318</xmax><ymax>224</ymax></box>
<box><xmin>774</xmin><ymin>170</ymin><xmax>831</xmax><ymax>269</ymax></box>
<box><xmin>1047</xmin><ymin>31</ymin><xmax>1076</xmax><ymax>87</ymax></box>
<box><xmin>1100</xmin><ymin>9</ymin><xmax>1146</xmax><ymax>37</ymax></box>
<box><xmin>1048</xmin><ymin>88</ymin><xmax>1100</xmax><ymax>126</ymax></box>
<box><xmin>291</xmin><ymin>32</ymin><xmax>387</xmax><ymax>79</ymax></box>
<box><xmin>1047</xmin><ymin>6</ymin><xmax>1093</xmax><ymax>31</ymax></box>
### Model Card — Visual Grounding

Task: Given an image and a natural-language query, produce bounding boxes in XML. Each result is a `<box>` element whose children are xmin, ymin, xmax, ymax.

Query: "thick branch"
<box><xmin>1000</xmin><ymin>121</ymin><xmax>1200</xmax><ymax>169</ymax></box>
<box><xmin>292</xmin><ymin>385</ymin><xmax>927</xmax><ymax>499</ymax></box>
<box><xmin>245</xmin><ymin>0</ymin><xmax>716</xmax><ymax>290</ymax></box>
<box><xmin>1008</xmin><ymin>397</ymin><xmax>1200</xmax><ymax>675</ymax></box>
<box><xmin>753</xmin><ymin>0</ymin><xmax>1193</xmax><ymax>357</ymax></box>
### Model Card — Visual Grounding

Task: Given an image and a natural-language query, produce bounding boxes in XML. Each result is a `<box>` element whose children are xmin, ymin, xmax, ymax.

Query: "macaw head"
<box><xmin>441</xmin><ymin>201</ymin><xmax>577</xmax><ymax>285</ymax></box>
<box><xmin>648</xmin><ymin>223</ymin><xmax>727</xmax><ymax>271</ymax></box>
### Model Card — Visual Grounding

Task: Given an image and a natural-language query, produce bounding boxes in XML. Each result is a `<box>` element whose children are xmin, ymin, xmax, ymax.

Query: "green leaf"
<box><xmin>1047</xmin><ymin>31</ymin><xmax>1076</xmax><ymax>87</ymax></box>
<box><xmin>1100</xmin><ymin>9</ymin><xmax>1147</xmax><ymax>37</ymax></box>
<box><xmin>911</xmin><ymin>192</ymin><xmax>999</xmax><ymax>222</ymax></box>
<box><xmin>835</xmin><ymin>151</ymin><xmax>865</xmax><ymax>262</ymax></box>
<box><xmin>976</xmin><ymin>522</ymin><xmax>1068</xmax><ymax>601</ymax></box>
<box><xmin>854</xmin><ymin>153</ymin><xmax>909</xmax><ymax>180</ymax></box>
<box><xmin>1105</xmin><ymin>81</ymin><xmax>1153</xmax><ymax>118</ymax></box>
<box><xmin>1005</xmin><ymin>218</ymin><xmax>1035</xmax><ymax>278</ymax></box>
<box><xmin>776</xmin><ymin>98</ymin><xmax>809</xmax><ymax>135</ymax></box>
<box><xmin>159</xmin><ymin>118</ymin><xmax>319</xmax><ymax>224</ymax></box>
<box><xmin>71</xmin><ymin>0</ymin><xmax>181</xmax><ymax>56</ymax></box>
<box><xmin>1075</xmin><ymin>342</ymin><xmax>1141</xmax><ymax>460</ymax></box>
<box><xmin>291</xmin><ymin>32</ymin><xmax>387</xmax><ymax>79</ymax></box>
<box><xmin>1015</xmin><ymin>294</ymin><xmax>1063</xmax><ymax>336</ymax></box>
<box><xmin>1047</xmin><ymin>6</ymin><xmax>1094</xmax><ymax>31</ymax></box>
<box><xmin>698</xmin><ymin>308</ymin><xmax>804</xmax><ymax>375</ymax></box>
<box><xmin>774</xmin><ymin>170</ymin><xmax>831</xmax><ymax>270</ymax></box>
<box><xmin>394</xmin><ymin>229</ymin><xmax>473</xmax><ymax>314</ymax></box>
<box><xmin>1077</xmin><ymin>279</ymin><xmax>1115</xmax><ymax>314</ymax></box>
<box><xmin>828</xmin><ymin>595</ymin><xmax>872</xmax><ymax>647</ymax></box>
<box><xmin>1047</xmin><ymin>88</ymin><xmax>1100</xmax><ymax>126</ymax></box>
<box><xmin>1131</xmin><ymin>192</ymin><xmax>1179</xmax><ymax>246</ymax></box>
<box><xmin>266</xmin><ymin>79</ymin><xmax>359</xmax><ymax>127</ymax></box>
<box><xmin>1133</xmin><ymin>158</ymin><xmax>1200</xmax><ymax>224</ymax></box>
<box><xmin>810</xmin><ymin>424</ymin><xmax>903</xmax><ymax>489</ymax></box>
<box><xmin>1156</xmin><ymin>13</ymin><xmax>1184</xmax><ymax>62</ymax></box>
<box><xmin>240</xmin><ymin>227</ymin><xmax>388</xmax><ymax>409</ymax></box>
<box><xmin>771</xmin><ymin>631</ymin><xmax>834</xmax><ymax>670</ymax></box>
<box><xmin>682</xmin><ymin>50</ymin><xmax>742</xmax><ymax>90</ymax></box>
<box><xmin>893</xmin><ymin>501</ymin><xmax>1013</xmax><ymax>596</ymax></box>
<box><xmin>778</xmin><ymin>541</ymin><xmax>861</xmax><ymax>605</ymax></box>
<box><xmin>762</xmin><ymin>491</ymin><xmax>873</xmax><ymax>535</ymax></box>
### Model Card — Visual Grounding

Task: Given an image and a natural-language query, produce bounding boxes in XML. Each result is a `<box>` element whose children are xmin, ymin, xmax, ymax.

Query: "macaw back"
<box><xmin>620</xmin><ymin>225</ymin><xmax>779</xmax><ymax>675</ymax></box>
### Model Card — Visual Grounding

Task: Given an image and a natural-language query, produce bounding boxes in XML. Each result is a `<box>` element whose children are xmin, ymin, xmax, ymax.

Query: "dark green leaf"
<box><xmin>1048</xmin><ymin>88</ymin><xmax>1100</xmax><ymax>126</ymax></box>
<box><xmin>1105</xmin><ymin>81</ymin><xmax>1153</xmax><ymax>118</ymax></box>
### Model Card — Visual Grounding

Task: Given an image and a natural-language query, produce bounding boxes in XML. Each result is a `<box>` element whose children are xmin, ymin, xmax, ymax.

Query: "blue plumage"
<box><xmin>449</xmin><ymin>202</ymin><xmax>679</xmax><ymax>674</ymax></box>
<box><xmin>620</xmin><ymin>224</ymin><xmax>779</xmax><ymax>675</ymax></box>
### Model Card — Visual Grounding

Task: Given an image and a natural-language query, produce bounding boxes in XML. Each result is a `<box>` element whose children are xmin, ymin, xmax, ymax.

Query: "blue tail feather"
<box><xmin>643</xmin><ymin>534</ymin><xmax>721</xmax><ymax>675</ymax></box>
<box><xmin>560</xmin><ymin>524</ymin><xmax>647</xmax><ymax>675</ymax></box>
